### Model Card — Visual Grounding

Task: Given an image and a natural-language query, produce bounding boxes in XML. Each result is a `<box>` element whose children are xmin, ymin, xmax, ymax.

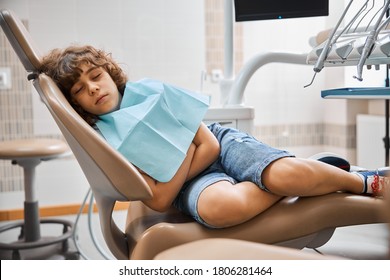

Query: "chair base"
<box><xmin>0</xmin><ymin>219</ymin><xmax>79</xmax><ymax>260</ymax></box>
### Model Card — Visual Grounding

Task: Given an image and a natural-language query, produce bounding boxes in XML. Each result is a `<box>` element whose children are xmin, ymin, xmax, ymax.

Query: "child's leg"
<box><xmin>197</xmin><ymin>180</ymin><xmax>282</xmax><ymax>228</ymax></box>
<box><xmin>261</xmin><ymin>157</ymin><xmax>388</xmax><ymax>196</ymax></box>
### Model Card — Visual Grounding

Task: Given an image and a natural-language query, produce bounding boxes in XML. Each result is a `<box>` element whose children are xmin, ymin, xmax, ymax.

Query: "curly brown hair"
<box><xmin>40</xmin><ymin>45</ymin><xmax>128</xmax><ymax>125</ymax></box>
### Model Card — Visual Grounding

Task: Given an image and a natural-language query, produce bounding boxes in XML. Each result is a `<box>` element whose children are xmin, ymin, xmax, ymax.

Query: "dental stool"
<box><xmin>0</xmin><ymin>138</ymin><xmax>78</xmax><ymax>260</ymax></box>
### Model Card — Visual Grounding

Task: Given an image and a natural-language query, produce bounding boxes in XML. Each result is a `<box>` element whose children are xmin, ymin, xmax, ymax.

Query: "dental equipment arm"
<box><xmin>305</xmin><ymin>0</ymin><xmax>355</xmax><ymax>87</ymax></box>
<box><xmin>227</xmin><ymin>52</ymin><xmax>308</xmax><ymax>106</ymax></box>
<box><xmin>314</xmin><ymin>0</ymin><xmax>355</xmax><ymax>73</ymax></box>
<box><xmin>354</xmin><ymin>0</ymin><xmax>390</xmax><ymax>81</ymax></box>
<box><xmin>307</xmin><ymin>1</ymin><xmax>390</xmax><ymax>81</ymax></box>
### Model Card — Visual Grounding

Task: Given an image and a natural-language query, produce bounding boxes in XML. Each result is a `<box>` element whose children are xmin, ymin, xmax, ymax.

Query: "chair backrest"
<box><xmin>0</xmin><ymin>9</ymin><xmax>152</xmax><ymax>259</ymax></box>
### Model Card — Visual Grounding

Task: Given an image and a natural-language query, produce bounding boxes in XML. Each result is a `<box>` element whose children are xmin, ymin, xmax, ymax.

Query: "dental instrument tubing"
<box><xmin>313</xmin><ymin>0</ymin><xmax>354</xmax><ymax>73</ymax></box>
<box><xmin>337</xmin><ymin>0</ymin><xmax>370</xmax><ymax>42</ymax></box>
<box><xmin>355</xmin><ymin>0</ymin><xmax>390</xmax><ymax>81</ymax></box>
<box><xmin>227</xmin><ymin>52</ymin><xmax>308</xmax><ymax>106</ymax></box>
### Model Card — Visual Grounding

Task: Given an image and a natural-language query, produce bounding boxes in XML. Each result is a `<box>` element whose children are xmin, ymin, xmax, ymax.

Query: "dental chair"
<box><xmin>1</xmin><ymin>9</ymin><xmax>387</xmax><ymax>260</ymax></box>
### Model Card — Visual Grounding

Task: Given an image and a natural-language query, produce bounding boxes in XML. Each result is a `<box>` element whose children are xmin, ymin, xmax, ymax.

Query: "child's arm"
<box><xmin>140</xmin><ymin>122</ymin><xmax>219</xmax><ymax>212</ymax></box>
<box><xmin>186</xmin><ymin>122</ymin><xmax>220</xmax><ymax>180</ymax></box>
<box><xmin>140</xmin><ymin>143</ymin><xmax>196</xmax><ymax>212</ymax></box>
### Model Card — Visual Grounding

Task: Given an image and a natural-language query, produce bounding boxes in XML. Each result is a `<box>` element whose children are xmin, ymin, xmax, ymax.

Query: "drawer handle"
<box><xmin>219</xmin><ymin>121</ymin><xmax>233</xmax><ymax>126</ymax></box>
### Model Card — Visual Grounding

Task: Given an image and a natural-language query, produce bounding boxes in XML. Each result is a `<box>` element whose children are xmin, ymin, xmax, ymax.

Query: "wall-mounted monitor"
<box><xmin>234</xmin><ymin>0</ymin><xmax>329</xmax><ymax>22</ymax></box>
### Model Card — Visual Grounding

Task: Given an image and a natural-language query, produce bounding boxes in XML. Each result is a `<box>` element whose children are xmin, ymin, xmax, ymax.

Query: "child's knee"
<box><xmin>198</xmin><ymin>184</ymin><xmax>248</xmax><ymax>228</ymax></box>
<box><xmin>262</xmin><ymin>158</ymin><xmax>316</xmax><ymax>192</ymax></box>
<box><xmin>199</xmin><ymin>200</ymin><xmax>247</xmax><ymax>228</ymax></box>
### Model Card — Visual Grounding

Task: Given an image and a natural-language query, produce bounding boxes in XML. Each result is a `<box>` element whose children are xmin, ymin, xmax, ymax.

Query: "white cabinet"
<box><xmin>203</xmin><ymin>107</ymin><xmax>255</xmax><ymax>134</ymax></box>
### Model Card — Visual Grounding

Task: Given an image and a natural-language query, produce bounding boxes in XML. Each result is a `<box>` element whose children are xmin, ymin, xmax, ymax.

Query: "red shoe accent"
<box><xmin>371</xmin><ymin>174</ymin><xmax>380</xmax><ymax>196</ymax></box>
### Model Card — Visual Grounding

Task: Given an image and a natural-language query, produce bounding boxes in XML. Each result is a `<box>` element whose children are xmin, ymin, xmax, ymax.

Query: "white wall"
<box><xmin>240</xmin><ymin>14</ymin><xmax>327</xmax><ymax>126</ymax></box>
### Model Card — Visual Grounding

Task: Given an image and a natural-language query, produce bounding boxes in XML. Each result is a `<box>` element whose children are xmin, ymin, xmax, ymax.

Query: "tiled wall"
<box><xmin>0</xmin><ymin>21</ymin><xmax>33</xmax><ymax>192</ymax></box>
<box><xmin>204</xmin><ymin>0</ymin><xmax>243</xmax><ymax>76</ymax></box>
<box><xmin>254</xmin><ymin>123</ymin><xmax>356</xmax><ymax>150</ymax></box>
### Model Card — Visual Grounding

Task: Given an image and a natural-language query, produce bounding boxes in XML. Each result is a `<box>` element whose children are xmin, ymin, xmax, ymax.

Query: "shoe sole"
<box><xmin>309</xmin><ymin>152</ymin><xmax>351</xmax><ymax>171</ymax></box>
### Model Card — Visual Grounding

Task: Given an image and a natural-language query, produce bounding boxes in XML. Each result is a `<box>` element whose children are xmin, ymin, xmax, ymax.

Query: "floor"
<box><xmin>0</xmin><ymin>210</ymin><xmax>389</xmax><ymax>260</ymax></box>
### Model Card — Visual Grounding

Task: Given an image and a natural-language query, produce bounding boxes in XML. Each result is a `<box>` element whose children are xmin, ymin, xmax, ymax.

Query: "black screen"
<box><xmin>234</xmin><ymin>0</ymin><xmax>329</xmax><ymax>22</ymax></box>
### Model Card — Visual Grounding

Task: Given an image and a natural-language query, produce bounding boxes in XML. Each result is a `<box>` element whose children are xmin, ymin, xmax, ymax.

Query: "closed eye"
<box><xmin>92</xmin><ymin>73</ymin><xmax>101</xmax><ymax>80</ymax></box>
<box><xmin>71</xmin><ymin>85</ymin><xmax>83</xmax><ymax>95</ymax></box>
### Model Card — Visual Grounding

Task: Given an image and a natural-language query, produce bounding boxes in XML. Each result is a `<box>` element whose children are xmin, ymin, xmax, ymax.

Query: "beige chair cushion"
<box><xmin>154</xmin><ymin>238</ymin><xmax>344</xmax><ymax>260</ymax></box>
<box><xmin>126</xmin><ymin>193</ymin><xmax>386</xmax><ymax>259</ymax></box>
<box><xmin>0</xmin><ymin>139</ymin><xmax>69</xmax><ymax>159</ymax></box>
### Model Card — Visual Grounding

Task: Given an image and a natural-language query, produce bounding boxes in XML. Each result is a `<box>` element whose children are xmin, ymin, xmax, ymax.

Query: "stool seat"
<box><xmin>0</xmin><ymin>138</ymin><xmax>69</xmax><ymax>160</ymax></box>
<box><xmin>0</xmin><ymin>138</ymin><xmax>78</xmax><ymax>259</ymax></box>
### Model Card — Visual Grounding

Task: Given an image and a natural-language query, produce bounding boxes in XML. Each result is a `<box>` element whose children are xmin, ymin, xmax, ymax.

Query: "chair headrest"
<box><xmin>0</xmin><ymin>9</ymin><xmax>42</xmax><ymax>73</ymax></box>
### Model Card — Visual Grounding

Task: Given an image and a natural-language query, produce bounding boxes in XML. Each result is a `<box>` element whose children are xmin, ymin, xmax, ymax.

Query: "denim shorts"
<box><xmin>173</xmin><ymin>123</ymin><xmax>294</xmax><ymax>228</ymax></box>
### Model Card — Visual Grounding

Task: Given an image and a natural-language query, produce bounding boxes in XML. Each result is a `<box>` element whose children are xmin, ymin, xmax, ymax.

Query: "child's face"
<box><xmin>70</xmin><ymin>63</ymin><xmax>121</xmax><ymax>116</ymax></box>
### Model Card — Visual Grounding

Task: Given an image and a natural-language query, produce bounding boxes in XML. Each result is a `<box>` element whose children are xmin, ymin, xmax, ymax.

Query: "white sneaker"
<box><xmin>353</xmin><ymin>168</ymin><xmax>390</xmax><ymax>196</ymax></box>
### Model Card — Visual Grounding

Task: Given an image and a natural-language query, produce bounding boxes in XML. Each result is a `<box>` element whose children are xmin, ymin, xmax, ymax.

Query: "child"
<box><xmin>40</xmin><ymin>45</ymin><xmax>389</xmax><ymax>228</ymax></box>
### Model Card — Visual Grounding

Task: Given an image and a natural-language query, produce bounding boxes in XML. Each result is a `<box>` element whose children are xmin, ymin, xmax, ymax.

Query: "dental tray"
<box><xmin>321</xmin><ymin>87</ymin><xmax>390</xmax><ymax>99</ymax></box>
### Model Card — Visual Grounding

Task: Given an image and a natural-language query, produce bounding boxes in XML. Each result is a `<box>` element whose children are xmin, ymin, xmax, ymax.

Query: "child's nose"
<box><xmin>88</xmin><ymin>83</ymin><xmax>99</xmax><ymax>95</ymax></box>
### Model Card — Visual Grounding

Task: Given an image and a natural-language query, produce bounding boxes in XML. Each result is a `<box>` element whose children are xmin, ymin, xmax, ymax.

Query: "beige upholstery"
<box><xmin>152</xmin><ymin>192</ymin><xmax>390</xmax><ymax>260</ymax></box>
<box><xmin>0</xmin><ymin>139</ymin><xmax>69</xmax><ymax>159</ymax></box>
<box><xmin>384</xmin><ymin>191</ymin><xmax>390</xmax><ymax>259</ymax></box>
<box><xmin>154</xmin><ymin>238</ymin><xmax>344</xmax><ymax>260</ymax></box>
<box><xmin>1</xmin><ymin>9</ymin><xmax>387</xmax><ymax>260</ymax></box>
<box><xmin>125</xmin><ymin>193</ymin><xmax>385</xmax><ymax>259</ymax></box>
<box><xmin>310</xmin><ymin>25</ymin><xmax>390</xmax><ymax>47</ymax></box>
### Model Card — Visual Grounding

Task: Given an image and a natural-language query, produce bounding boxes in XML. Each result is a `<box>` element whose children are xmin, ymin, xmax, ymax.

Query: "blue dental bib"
<box><xmin>96</xmin><ymin>78</ymin><xmax>209</xmax><ymax>182</ymax></box>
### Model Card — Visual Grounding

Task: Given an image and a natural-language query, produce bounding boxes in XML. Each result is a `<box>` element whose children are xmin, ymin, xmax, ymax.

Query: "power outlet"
<box><xmin>211</xmin><ymin>69</ymin><xmax>224</xmax><ymax>83</ymax></box>
<box><xmin>0</xmin><ymin>67</ymin><xmax>12</xmax><ymax>90</ymax></box>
